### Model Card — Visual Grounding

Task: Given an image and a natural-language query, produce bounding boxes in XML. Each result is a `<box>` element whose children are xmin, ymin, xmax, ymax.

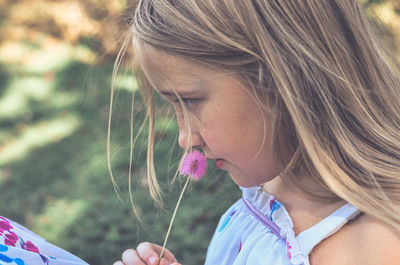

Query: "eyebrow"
<box><xmin>156</xmin><ymin>79</ymin><xmax>206</xmax><ymax>97</ymax></box>
<box><xmin>158</xmin><ymin>89</ymin><xmax>198</xmax><ymax>98</ymax></box>
<box><xmin>159</xmin><ymin>91</ymin><xmax>178</xmax><ymax>97</ymax></box>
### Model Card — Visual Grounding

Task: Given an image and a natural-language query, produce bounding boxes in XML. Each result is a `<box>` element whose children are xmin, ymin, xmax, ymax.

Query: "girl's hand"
<box><xmin>113</xmin><ymin>242</ymin><xmax>181</xmax><ymax>265</ymax></box>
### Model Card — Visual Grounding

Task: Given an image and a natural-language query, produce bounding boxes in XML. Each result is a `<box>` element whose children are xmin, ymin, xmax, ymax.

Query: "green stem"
<box><xmin>160</xmin><ymin>176</ymin><xmax>191</xmax><ymax>260</ymax></box>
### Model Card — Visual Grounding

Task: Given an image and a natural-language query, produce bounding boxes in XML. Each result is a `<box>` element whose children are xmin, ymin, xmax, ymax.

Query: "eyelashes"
<box><xmin>159</xmin><ymin>93</ymin><xmax>199</xmax><ymax>110</ymax></box>
<box><xmin>173</xmin><ymin>97</ymin><xmax>198</xmax><ymax>109</ymax></box>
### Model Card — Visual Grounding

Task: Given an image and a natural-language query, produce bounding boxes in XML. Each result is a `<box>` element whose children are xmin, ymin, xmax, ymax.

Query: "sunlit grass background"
<box><xmin>0</xmin><ymin>0</ymin><xmax>399</xmax><ymax>264</ymax></box>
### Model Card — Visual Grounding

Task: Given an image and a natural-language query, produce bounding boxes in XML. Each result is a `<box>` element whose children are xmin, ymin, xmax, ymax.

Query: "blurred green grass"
<box><xmin>0</xmin><ymin>0</ymin><xmax>398</xmax><ymax>264</ymax></box>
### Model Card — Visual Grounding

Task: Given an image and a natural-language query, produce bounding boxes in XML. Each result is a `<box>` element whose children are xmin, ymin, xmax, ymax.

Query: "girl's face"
<box><xmin>139</xmin><ymin>48</ymin><xmax>278</xmax><ymax>187</ymax></box>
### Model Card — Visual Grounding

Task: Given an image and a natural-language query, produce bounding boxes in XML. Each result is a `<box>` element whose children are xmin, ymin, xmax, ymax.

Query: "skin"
<box><xmin>139</xmin><ymin>46</ymin><xmax>278</xmax><ymax>188</ymax></box>
<box><xmin>114</xmin><ymin>47</ymin><xmax>400</xmax><ymax>265</ymax></box>
<box><xmin>113</xmin><ymin>242</ymin><xmax>180</xmax><ymax>265</ymax></box>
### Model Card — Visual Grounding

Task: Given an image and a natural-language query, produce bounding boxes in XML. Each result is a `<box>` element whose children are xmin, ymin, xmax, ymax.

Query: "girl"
<box><xmin>113</xmin><ymin>0</ymin><xmax>400</xmax><ymax>264</ymax></box>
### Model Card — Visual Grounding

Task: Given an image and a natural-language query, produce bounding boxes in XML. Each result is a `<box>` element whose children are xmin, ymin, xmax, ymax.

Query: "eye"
<box><xmin>174</xmin><ymin>98</ymin><xmax>197</xmax><ymax>109</ymax></box>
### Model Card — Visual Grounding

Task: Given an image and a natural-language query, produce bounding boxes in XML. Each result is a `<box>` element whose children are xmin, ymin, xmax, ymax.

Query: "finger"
<box><xmin>113</xmin><ymin>262</ymin><xmax>124</xmax><ymax>265</ymax></box>
<box><xmin>160</xmin><ymin>258</ymin><xmax>182</xmax><ymax>265</ymax></box>
<box><xmin>137</xmin><ymin>243</ymin><xmax>178</xmax><ymax>263</ymax></box>
<box><xmin>160</xmin><ymin>258</ymin><xmax>173</xmax><ymax>265</ymax></box>
<box><xmin>157</xmin><ymin>248</ymin><xmax>178</xmax><ymax>263</ymax></box>
<box><xmin>136</xmin><ymin>242</ymin><xmax>160</xmax><ymax>265</ymax></box>
<box><xmin>122</xmin><ymin>249</ymin><xmax>146</xmax><ymax>265</ymax></box>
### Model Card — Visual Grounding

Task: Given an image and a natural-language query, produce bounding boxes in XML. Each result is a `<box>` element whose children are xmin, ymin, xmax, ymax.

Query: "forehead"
<box><xmin>137</xmin><ymin>45</ymin><xmax>221</xmax><ymax>92</ymax></box>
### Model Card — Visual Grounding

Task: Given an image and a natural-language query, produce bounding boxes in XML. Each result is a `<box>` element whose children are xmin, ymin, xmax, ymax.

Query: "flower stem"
<box><xmin>160</xmin><ymin>176</ymin><xmax>191</xmax><ymax>260</ymax></box>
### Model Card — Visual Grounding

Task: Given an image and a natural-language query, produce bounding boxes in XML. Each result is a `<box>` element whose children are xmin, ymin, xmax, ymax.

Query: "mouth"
<box><xmin>215</xmin><ymin>159</ymin><xmax>225</xmax><ymax>169</ymax></box>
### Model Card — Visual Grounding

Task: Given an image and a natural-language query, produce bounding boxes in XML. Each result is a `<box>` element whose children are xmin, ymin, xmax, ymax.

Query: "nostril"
<box><xmin>178</xmin><ymin>129</ymin><xmax>204</xmax><ymax>150</ymax></box>
<box><xmin>191</xmin><ymin>145</ymin><xmax>203</xmax><ymax>150</ymax></box>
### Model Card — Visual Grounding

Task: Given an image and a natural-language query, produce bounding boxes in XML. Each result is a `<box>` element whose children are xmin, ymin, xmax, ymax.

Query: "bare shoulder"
<box><xmin>353</xmin><ymin>214</ymin><xmax>400</xmax><ymax>264</ymax></box>
<box><xmin>310</xmin><ymin>213</ymin><xmax>400</xmax><ymax>265</ymax></box>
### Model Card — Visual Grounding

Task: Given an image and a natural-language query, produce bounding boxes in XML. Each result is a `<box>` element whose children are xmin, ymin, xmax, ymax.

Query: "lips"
<box><xmin>216</xmin><ymin>159</ymin><xmax>225</xmax><ymax>169</ymax></box>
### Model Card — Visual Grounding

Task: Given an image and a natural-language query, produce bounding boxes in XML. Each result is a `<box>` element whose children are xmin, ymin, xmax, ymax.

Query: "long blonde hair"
<box><xmin>113</xmin><ymin>0</ymin><xmax>400</xmax><ymax>230</ymax></box>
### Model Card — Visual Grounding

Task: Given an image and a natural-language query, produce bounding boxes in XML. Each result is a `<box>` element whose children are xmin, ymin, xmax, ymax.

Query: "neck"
<box><xmin>262</xmin><ymin>176</ymin><xmax>346</xmax><ymax>235</ymax></box>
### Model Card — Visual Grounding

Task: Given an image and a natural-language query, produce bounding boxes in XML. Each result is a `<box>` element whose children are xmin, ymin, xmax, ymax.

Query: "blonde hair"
<box><xmin>112</xmin><ymin>0</ymin><xmax>400</xmax><ymax>230</ymax></box>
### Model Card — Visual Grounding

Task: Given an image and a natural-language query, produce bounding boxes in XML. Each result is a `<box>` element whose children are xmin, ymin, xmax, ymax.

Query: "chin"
<box><xmin>229</xmin><ymin>172</ymin><xmax>277</xmax><ymax>188</ymax></box>
<box><xmin>229</xmin><ymin>175</ymin><xmax>262</xmax><ymax>188</ymax></box>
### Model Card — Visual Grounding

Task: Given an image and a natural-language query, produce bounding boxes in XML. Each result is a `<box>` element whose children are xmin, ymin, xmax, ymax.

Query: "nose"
<box><xmin>178</xmin><ymin>126</ymin><xmax>203</xmax><ymax>150</ymax></box>
<box><xmin>176</xmin><ymin>109</ymin><xmax>204</xmax><ymax>150</ymax></box>
<box><xmin>177</xmin><ymin>114</ymin><xmax>203</xmax><ymax>150</ymax></box>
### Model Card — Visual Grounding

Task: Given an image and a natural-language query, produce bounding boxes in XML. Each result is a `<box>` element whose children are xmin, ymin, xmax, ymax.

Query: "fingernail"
<box><xmin>159</xmin><ymin>258</ymin><xmax>171</xmax><ymax>265</ymax></box>
<box><xmin>148</xmin><ymin>257</ymin><xmax>157</xmax><ymax>265</ymax></box>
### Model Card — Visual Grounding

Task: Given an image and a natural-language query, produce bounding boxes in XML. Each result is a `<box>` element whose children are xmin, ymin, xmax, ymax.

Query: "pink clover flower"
<box><xmin>180</xmin><ymin>150</ymin><xmax>207</xmax><ymax>180</ymax></box>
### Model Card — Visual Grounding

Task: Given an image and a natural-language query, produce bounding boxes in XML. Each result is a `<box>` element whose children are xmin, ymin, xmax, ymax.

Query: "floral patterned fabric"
<box><xmin>205</xmin><ymin>186</ymin><xmax>361</xmax><ymax>265</ymax></box>
<box><xmin>0</xmin><ymin>216</ymin><xmax>88</xmax><ymax>265</ymax></box>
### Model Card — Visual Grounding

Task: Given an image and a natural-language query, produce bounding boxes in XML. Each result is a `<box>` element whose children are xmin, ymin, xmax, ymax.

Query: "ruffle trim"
<box><xmin>241</xmin><ymin>186</ymin><xmax>307</xmax><ymax>265</ymax></box>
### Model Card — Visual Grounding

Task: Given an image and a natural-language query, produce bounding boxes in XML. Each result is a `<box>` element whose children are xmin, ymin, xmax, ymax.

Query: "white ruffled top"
<box><xmin>205</xmin><ymin>186</ymin><xmax>361</xmax><ymax>265</ymax></box>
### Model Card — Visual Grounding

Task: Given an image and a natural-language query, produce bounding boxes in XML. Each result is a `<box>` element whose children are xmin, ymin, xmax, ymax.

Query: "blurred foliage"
<box><xmin>0</xmin><ymin>0</ymin><xmax>399</xmax><ymax>264</ymax></box>
<box><xmin>363</xmin><ymin>0</ymin><xmax>400</xmax><ymax>55</ymax></box>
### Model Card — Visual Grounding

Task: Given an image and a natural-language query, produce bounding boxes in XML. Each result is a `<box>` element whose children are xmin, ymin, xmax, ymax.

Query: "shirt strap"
<box><xmin>296</xmin><ymin>203</ymin><xmax>361</xmax><ymax>256</ymax></box>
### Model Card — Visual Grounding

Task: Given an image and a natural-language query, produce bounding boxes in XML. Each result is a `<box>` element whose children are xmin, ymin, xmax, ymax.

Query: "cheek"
<box><xmin>199</xmin><ymin>91</ymin><xmax>271</xmax><ymax>159</ymax></box>
<box><xmin>201</xmin><ymin>114</ymin><xmax>264</xmax><ymax>159</ymax></box>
